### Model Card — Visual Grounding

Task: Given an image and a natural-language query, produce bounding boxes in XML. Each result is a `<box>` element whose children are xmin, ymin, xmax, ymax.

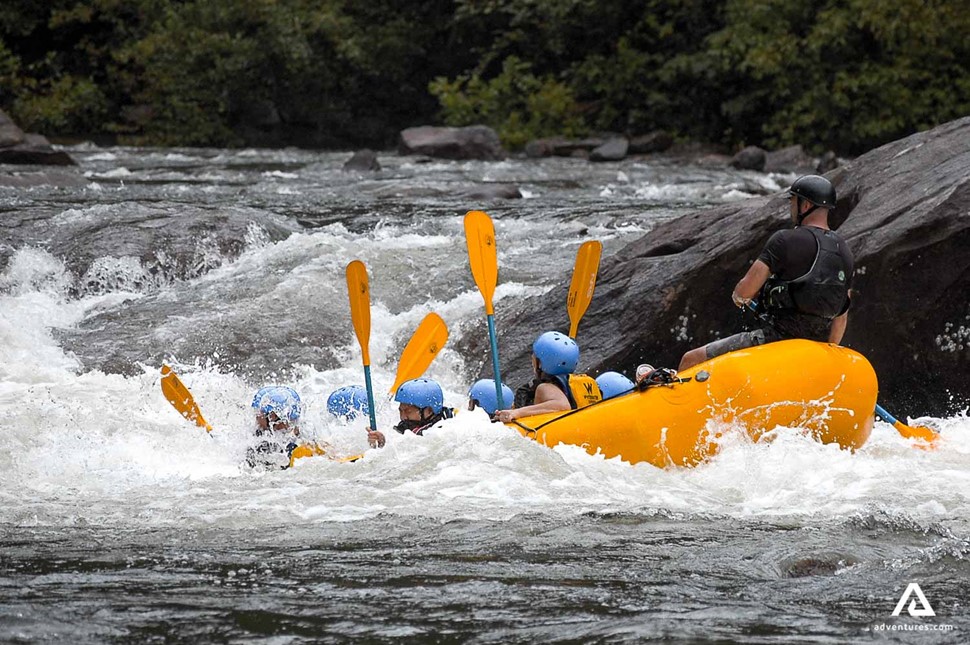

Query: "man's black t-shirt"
<box><xmin>756</xmin><ymin>226</ymin><xmax>854</xmax><ymax>340</ymax></box>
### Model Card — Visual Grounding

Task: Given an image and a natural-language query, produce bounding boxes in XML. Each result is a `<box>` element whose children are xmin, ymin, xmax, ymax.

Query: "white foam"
<box><xmin>2</xmin><ymin>216</ymin><xmax>968</xmax><ymax>534</ymax></box>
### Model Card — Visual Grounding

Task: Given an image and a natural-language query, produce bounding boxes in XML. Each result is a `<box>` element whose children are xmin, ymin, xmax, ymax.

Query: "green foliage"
<box><xmin>0</xmin><ymin>0</ymin><xmax>966</xmax><ymax>151</ymax></box>
<box><xmin>0</xmin><ymin>0</ymin><xmax>461</xmax><ymax>146</ymax></box>
<box><xmin>568</xmin><ymin>0</ymin><xmax>725</xmax><ymax>138</ymax></box>
<box><xmin>700</xmin><ymin>0</ymin><xmax>970</xmax><ymax>153</ymax></box>
<box><xmin>0</xmin><ymin>40</ymin><xmax>23</xmax><ymax>100</ymax></box>
<box><xmin>430</xmin><ymin>56</ymin><xmax>586</xmax><ymax>149</ymax></box>
<box><xmin>12</xmin><ymin>74</ymin><xmax>108</xmax><ymax>133</ymax></box>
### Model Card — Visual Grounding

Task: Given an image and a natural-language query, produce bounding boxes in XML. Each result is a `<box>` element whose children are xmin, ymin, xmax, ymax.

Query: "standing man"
<box><xmin>679</xmin><ymin>175</ymin><xmax>854</xmax><ymax>371</ymax></box>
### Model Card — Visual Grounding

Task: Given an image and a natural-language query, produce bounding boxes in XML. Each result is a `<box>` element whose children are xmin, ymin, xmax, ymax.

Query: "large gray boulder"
<box><xmin>731</xmin><ymin>145</ymin><xmax>767</xmax><ymax>171</ymax></box>
<box><xmin>0</xmin><ymin>133</ymin><xmax>76</xmax><ymax>166</ymax></box>
<box><xmin>468</xmin><ymin>117</ymin><xmax>970</xmax><ymax>416</ymax></box>
<box><xmin>0</xmin><ymin>109</ymin><xmax>26</xmax><ymax>147</ymax></box>
<box><xmin>764</xmin><ymin>144</ymin><xmax>815</xmax><ymax>174</ymax></box>
<box><xmin>0</xmin><ymin>110</ymin><xmax>75</xmax><ymax>166</ymax></box>
<box><xmin>628</xmin><ymin>131</ymin><xmax>674</xmax><ymax>154</ymax></box>
<box><xmin>398</xmin><ymin>125</ymin><xmax>504</xmax><ymax>160</ymax></box>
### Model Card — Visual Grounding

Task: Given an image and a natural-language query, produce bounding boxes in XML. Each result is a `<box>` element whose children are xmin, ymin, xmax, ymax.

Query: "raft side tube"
<box><xmin>506</xmin><ymin>340</ymin><xmax>878</xmax><ymax>468</ymax></box>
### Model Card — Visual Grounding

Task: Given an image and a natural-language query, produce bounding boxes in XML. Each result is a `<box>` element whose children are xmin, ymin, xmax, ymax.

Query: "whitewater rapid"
<box><xmin>3</xmin><ymin>145</ymin><xmax>969</xmax><ymax>643</ymax></box>
<box><xmin>2</xmin><ymin>232</ymin><xmax>967</xmax><ymax>533</ymax></box>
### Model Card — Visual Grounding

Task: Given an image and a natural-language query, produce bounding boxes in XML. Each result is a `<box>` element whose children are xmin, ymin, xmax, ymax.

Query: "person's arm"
<box><xmin>828</xmin><ymin>312</ymin><xmax>848</xmax><ymax>344</ymax></box>
<box><xmin>366</xmin><ymin>429</ymin><xmax>385</xmax><ymax>448</ymax></box>
<box><xmin>731</xmin><ymin>260</ymin><xmax>771</xmax><ymax>308</ymax></box>
<box><xmin>495</xmin><ymin>383</ymin><xmax>570</xmax><ymax>422</ymax></box>
<box><xmin>827</xmin><ymin>290</ymin><xmax>852</xmax><ymax>344</ymax></box>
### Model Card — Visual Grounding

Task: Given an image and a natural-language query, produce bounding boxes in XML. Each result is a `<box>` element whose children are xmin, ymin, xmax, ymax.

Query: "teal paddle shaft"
<box><xmin>874</xmin><ymin>403</ymin><xmax>897</xmax><ymax>425</ymax></box>
<box><xmin>486</xmin><ymin>314</ymin><xmax>505</xmax><ymax>409</ymax></box>
<box><xmin>363</xmin><ymin>364</ymin><xmax>378</xmax><ymax>431</ymax></box>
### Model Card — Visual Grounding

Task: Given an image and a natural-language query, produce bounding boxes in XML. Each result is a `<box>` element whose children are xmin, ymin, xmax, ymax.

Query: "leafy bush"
<box><xmin>701</xmin><ymin>0</ymin><xmax>970</xmax><ymax>153</ymax></box>
<box><xmin>0</xmin><ymin>0</ymin><xmax>966</xmax><ymax>152</ymax></box>
<box><xmin>12</xmin><ymin>74</ymin><xmax>108</xmax><ymax>134</ymax></box>
<box><xmin>430</xmin><ymin>56</ymin><xmax>586</xmax><ymax>149</ymax></box>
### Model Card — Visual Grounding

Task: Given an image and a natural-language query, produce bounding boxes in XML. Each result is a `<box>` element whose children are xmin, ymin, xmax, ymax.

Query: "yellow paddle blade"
<box><xmin>346</xmin><ymin>260</ymin><xmax>372</xmax><ymax>366</ymax></box>
<box><xmin>464</xmin><ymin>210</ymin><xmax>498</xmax><ymax>315</ymax></box>
<box><xmin>288</xmin><ymin>443</ymin><xmax>364</xmax><ymax>467</ymax></box>
<box><xmin>893</xmin><ymin>420</ymin><xmax>939</xmax><ymax>449</ymax></box>
<box><xmin>335</xmin><ymin>454</ymin><xmax>365</xmax><ymax>463</ymax></box>
<box><xmin>160</xmin><ymin>364</ymin><xmax>212</xmax><ymax>432</ymax></box>
<box><xmin>567</xmin><ymin>240</ymin><xmax>602</xmax><ymax>338</ymax></box>
<box><xmin>289</xmin><ymin>443</ymin><xmax>327</xmax><ymax>464</ymax></box>
<box><xmin>390</xmin><ymin>312</ymin><xmax>449</xmax><ymax>394</ymax></box>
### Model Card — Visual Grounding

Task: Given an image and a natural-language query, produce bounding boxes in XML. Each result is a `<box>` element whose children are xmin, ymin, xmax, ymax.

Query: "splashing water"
<box><xmin>1</xmin><ymin>146</ymin><xmax>967</xmax><ymax>642</ymax></box>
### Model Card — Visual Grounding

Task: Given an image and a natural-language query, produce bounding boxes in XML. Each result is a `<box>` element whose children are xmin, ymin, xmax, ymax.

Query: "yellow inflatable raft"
<box><xmin>505</xmin><ymin>339</ymin><xmax>878</xmax><ymax>468</ymax></box>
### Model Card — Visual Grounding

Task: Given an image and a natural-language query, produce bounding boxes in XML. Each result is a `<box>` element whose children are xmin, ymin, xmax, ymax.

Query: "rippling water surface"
<box><xmin>1</xmin><ymin>146</ymin><xmax>967</xmax><ymax>643</ymax></box>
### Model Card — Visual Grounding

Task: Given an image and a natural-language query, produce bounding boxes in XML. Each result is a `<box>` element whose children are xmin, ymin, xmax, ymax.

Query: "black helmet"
<box><xmin>789</xmin><ymin>175</ymin><xmax>836</xmax><ymax>208</ymax></box>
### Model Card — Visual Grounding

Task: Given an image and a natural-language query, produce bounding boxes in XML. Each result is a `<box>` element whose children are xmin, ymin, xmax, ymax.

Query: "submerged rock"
<box><xmin>589</xmin><ymin>138</ymin><xmax>629</xmax><ymax>162</ymax></box>
<box><xmin>343</xmin><ymin>149</ymin><xmax>381</xmax><ymax>172</ymax></box>
<box><xmin>477</xmin><ymin>117</ymin><xmax>970</xmax><ymax>415</ymax></box>
<box><xmin>458</xmin><ymin>184</ymin><xmax>522</xmax><ymax>200</ymax></box>
<box><xmin>524</xmin><ymin>135</ymin><xmax>619</xmax><ymax>158</ymax></box>
<box><xmin>0</xmin><ymin>169</ymin><xmax>87</xmax><ymax>188</ymax></box>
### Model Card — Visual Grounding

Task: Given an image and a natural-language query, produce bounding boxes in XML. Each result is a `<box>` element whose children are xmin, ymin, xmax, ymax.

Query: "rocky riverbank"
<box><xmin>475</xmin><ymin>117</ymin><xmax>970</xmax><ymax>417</ymax></box>
<box><xmin>0</xmin><ymin>109</ymin><xmax>85</xmax><ymax>187</ymax></box>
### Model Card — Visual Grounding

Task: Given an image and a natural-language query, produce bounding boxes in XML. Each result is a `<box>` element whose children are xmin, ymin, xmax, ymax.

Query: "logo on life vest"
<box><xmin>892</xmin><ymin>583</ymin><xmax>935</xmax><ymax>617</ymax></box>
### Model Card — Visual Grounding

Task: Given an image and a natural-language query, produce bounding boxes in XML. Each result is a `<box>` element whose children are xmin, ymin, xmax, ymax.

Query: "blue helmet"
<box><xmin>251</xmin><ymin>386</ymin><xmax>274</xmax><ymax>409</ymax></box>
<box><xmin>533</xmin><ymin>331</ymin><xmax>579</xmax><ymax>375</ymax></box>
<box><xmin>596</xmin><ymin>371</ymin><xmax>634</xmax><ymax>400</ymax></box>
<box><xmin>395</xmin><ymin>378</ymin><xmax>444</xmax><ymax>414</ymax></box>
<box><xmin>468</xmin><ymin>379</ymin><xmax>514</xmax><ymax>416</ymax></box>
<box><xmin>252</xmin><ymin>386</ymin><xmax>302</xmax><ymax>421</ymax></box>
<box><xmin>327</xmin><ymin>385</ymin><xmax>369</xmax><ymax>419</ymax></box>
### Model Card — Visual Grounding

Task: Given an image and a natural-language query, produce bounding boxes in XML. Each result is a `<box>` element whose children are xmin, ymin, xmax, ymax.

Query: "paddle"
<box><xmin>160</xmin><ymin>364</ymin><xmax>365</xmax><ymax>463</ymax></box>
<box><xmin>874</xmin><ymin>404</ymin><xmax>938</xmax><ymax>445</ymax></box>
<box><xmin>567</xmin><ymin>240</ymin><xmax>602</xmax><ymax>339</ymax></box>
<box><xmin>346</xmin><ymin>260</ymin><xmax>379</xmax><ymax>432</ymax></box>
<box><xmin>161</xmin><ymin>364</ymin><xmax>212</xmax><ymax>432</ymax></box>
<box><xmin>743</xmin><ymin>302</ymin><xmax>938</xmax><ymax>446</ymax></box>
<box><xmin>390</xmin><ymin>312</ymin><xmax>449</xmax><ymax>395</ymax></box>
<box><xmin>464</xmin><ymin>210</ymin><xmax>505</xmax><ymax>409</ymax></box>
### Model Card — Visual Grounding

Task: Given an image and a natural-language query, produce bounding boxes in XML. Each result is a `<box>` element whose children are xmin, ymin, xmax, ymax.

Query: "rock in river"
<box><xmin>475</xmin><ymin>117</ymin><xmax>970</xmax><ymax>416</ymax></box>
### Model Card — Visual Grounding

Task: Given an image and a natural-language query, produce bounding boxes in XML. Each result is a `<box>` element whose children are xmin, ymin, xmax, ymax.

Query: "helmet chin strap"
<box><xmin>796</xmin><ymin>197</ymin><xmax>820</xmax><ymax>225</ymax></box>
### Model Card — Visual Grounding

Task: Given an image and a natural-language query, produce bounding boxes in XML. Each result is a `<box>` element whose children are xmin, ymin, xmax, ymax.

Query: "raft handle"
<box><xmin>511</xmin><ymin>420</ymin><xmax>537</xmax><ymax>435</ymax></box>
<box><xmin>636</xmin><ymin>367</ymin><xmax>690</xmax><ymax>391</ymax></box>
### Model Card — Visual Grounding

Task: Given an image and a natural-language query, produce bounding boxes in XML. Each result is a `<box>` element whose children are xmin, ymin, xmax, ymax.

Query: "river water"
<box><xmin>1</xmin><ymin>146</ymin><xmax>967</xmax><ymax>643</ymax></box>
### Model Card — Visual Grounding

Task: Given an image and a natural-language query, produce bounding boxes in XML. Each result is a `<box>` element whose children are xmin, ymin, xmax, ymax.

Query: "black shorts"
<box><xmin>704</xmin><ymin>328</ymin><xmax>782</xmax><ymax>360</ymax></box>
